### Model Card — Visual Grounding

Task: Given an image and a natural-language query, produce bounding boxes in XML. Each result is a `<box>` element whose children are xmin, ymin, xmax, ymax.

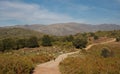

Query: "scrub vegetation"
<box><xmin>59</xmin><ymin>42</ymin><xmax>120</xmax><ymax>74</ymax></box>
<box><xmin>0</xmin><ymin>28</ymin><xmax>120</xmax><ymax>74</ymax></box>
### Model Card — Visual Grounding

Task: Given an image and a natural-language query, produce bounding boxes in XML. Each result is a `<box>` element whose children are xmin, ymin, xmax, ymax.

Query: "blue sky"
<box><xmin>0</xmin><ymin>0</ymin><xmax>120</xmax><ymax>26</ymax></box>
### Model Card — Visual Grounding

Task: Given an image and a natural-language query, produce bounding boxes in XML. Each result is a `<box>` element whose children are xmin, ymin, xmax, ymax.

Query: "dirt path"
<box><xmin>33</xmin><ymin>38</ymin><xmax>115</xmax><ymax>74</ymax></box>
<box><xmin>33</xmin><ymin>51</ymin><xmax>79</xmax><ymax>74</ymax></box>
<box><xmin>85</xmin><ymin>38</ymin><xmax>116</xmax><ymax>50</ymax></box>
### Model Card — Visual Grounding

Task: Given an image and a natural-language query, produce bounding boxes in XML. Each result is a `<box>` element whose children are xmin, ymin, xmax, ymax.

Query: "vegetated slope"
<box><xmin>95</xmin><ymin>30</ymin><xmax>120</xmax><ymax>38</ymax></box>
<box><xmin>11</xmin><ymin>22</ymin><xmax>120</xmax><ymax>36</ymax></box>
<box><xmin>60</xmin><ymin>42</ymin><xmax>120</xmax><ymax>74</ymax></box>
<box><xmin>0</xmin><ymin>46</ymin><xmax>55</xmax><ymax>74</ymax></box>
<box><xmin>0</xmin><ymin>27</ymin><xmax>43</xmax><ymax>39</ymax></box>
<box><xmin>33</xmin><ymin>38</ymin><xmax>115</xmax><ymax>74</ymax></box>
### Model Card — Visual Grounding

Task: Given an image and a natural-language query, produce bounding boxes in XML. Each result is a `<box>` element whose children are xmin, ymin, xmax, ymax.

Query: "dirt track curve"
<box><xmin>33</xmin><ymin>38</ymin><xmax>115</xmax><ymax>74</ymax></box>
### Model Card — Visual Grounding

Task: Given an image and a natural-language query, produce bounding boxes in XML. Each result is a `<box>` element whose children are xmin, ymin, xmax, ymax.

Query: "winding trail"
<box><xmin>33</xmin><ymin>38</ymin><xmax>115</xmax><ymax>74</ymax></box>
<box><xmin>85</xmin><ymin>38</ymin><xmax>116</xmax><ymax>50</ymax></box>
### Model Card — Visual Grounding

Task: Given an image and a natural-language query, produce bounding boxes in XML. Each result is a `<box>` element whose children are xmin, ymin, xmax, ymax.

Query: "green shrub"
<box><xmin>101</xmin><ymin>48</ymin><xmax>113</xmax><ymax>58</ymax></box>
<box><xmin>94</xmin><ymin>35</ymin><xmax>99</xmax><ymax>40</ymax></box>
<box><xmin>1</xmin><ymin>38</ymin><xmax>15</xmax><ymax>52</ymax></box>
<box><xmin>72</xmin><ymin>38</ymin><xmax>88</xmax><ymax>49</ymax></box>
<box><xmin>16</xmin><ymin>38</ymin><xmax>27</xmax><ymax>49</ymax></box>
<box><xmin>116</xmin><ymin>37</ymin><xmax>120</xmax><ymax>42</ymax></box>
<box><xmin>26</xmin><ymin>36</ymin><xmax>39</xmax><ymax>48</ymax></box>
<box><xmin>0</xmin><ymin>41</ymin><xmax>4</xmax><ymax>52</ymax></box>
<box><xmin>0</xmin><ymin>37</ymin><xmax>40</xmax><ymax>52</ymax></box>
<box><xmin>63</xmin><ymin>35</ymin><xmax>74</xmax><ymax>42</ymax></box>
<box><xmin>42</xmin><ymin>35</ymin><xmax>52</xmax><ymax>46</ymax></box>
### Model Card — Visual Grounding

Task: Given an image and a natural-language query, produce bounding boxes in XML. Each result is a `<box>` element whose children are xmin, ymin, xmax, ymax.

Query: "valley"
<box><xmin>0</xmin><ymin>0</ymin><xmax>120</xmax><ymax>74</ymax></box>
<box><xmin>0</xmin><ymin>27</ymin><xmax>120</xmax><ymax>74</ymax></box>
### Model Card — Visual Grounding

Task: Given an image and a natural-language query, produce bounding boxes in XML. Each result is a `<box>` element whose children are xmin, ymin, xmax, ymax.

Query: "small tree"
<box><xmin>94</xmin><ymin>35</ymin><xmax>99</xmax><ymax>40</ymax></box>
<box><xmin>116</xmin><ymin>37</ymin><xmax>120</xmax><ymax>42</ymax></box>
<box><xmin>101</xmin><ymin>48</ymin><xmax>113</xmax><ymax>58</ymax></box>
<box><xmin>42</xmin><ymin>35</ymin><xmax>52</xmax><ymax>46</ymax></box>
<box><xmin>89</xmin><ymin>32</ymin><xmax>95</xmax><ymax>37</ymax></box>
<box><xmin>72</xmin><ymin>38</ymin><xmax>88</xmax><ymax>49</ymax></box>
<box><xmin>27</xmin><ymin>36</ymin><xmax>39</xmax><ymax>48</ymax></box>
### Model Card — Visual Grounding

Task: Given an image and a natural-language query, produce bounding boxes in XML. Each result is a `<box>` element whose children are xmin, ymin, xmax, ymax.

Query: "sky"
<box><xmin>0</xmin><ymin>0</ymin><xmax>120</xmax><ymax>26</ymax></box>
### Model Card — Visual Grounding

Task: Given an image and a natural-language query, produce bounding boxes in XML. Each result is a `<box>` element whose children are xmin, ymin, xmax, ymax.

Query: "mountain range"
<box><xmin>6</xmin><ymin>22</ymin><xmax>120</xmax><ymax>36</ymax></box>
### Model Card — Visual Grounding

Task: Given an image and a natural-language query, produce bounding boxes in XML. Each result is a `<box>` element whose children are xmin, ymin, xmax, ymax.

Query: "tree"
<box><xmin>42</xmin><ymin>35</ymin><xmax>52</xmax><ymax>46</ymax></box>
<box><xmin>2</xmin><ymin>38</ymin><xmax>14</xmax><ymax>51</ymax></box>
<box><xmin>27</xmin><ymin>36</ymin><xmax>39</xmax><ymax>48</ymax></box>
<box><xmin>72</xmin><ymin>38</ymin><xmax>88</xmax><ymax>49</ymax></box>
<box><xmin>16</xmin><ymin>38</ymin><xmax>27</xmax><ymax>49</ymax></box>
<box><xmin>0</xmin><ymin>40</ymin><xmax>4</xmax><ymax>52</ymax></box>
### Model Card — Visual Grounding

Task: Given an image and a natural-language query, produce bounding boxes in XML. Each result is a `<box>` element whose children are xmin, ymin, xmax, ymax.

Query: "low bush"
<box><xmin>0</xmin><ymin>55</ymin><xmax>34</xmax><ymax>74</ymax></box>
<box><xmin>116</xmin><ymin>37</ymin><xmax>120</xmax><ymax>42</ymax></box>
<box><xmin>101</xmin><ymin>48</ymin><xmax>113</xmax><ymax>58</ymax></box>
<box><xmin>94</xmin><ymin>35</ymin><xmax>99</xmax><ymax>40</ymax></box>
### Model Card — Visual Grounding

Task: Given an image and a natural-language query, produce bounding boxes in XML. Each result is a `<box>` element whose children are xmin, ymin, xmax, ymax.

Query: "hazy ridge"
<box><xmin>5</xmin><ymin>22</ymin><xmax>120</xmax><ymax>36</ymax></box>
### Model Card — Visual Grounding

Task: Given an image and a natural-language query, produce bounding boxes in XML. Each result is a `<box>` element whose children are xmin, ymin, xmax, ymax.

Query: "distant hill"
<box><xmin>6</xmin><ymin>23</ymin><xmax>120</xmax><ymax>36</ymax></box>
<box><xmin>0</xmin><ymin>27</ymin><xmax>43</xmax><ymax>39</ymax></box>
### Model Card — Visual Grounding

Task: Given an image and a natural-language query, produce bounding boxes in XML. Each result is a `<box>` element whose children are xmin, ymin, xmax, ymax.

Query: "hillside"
<box><xmin>0</xmin><ymin>27</ymin><xmax>43</xmax><ymax>39</ymax></box>
<box><xmin>0</xmin><ymin>27</ymin><xmax>120</xmax><ymax>74</ymax></box>
<box><xmin>10</xmin><ymin>23</ymin><xmax>120</xmax><ymax>36</ymax></box>
<box><xmin>60</xmin><ymin>41</ymin><xmax>120</xmax><ymax>74</ymax></box>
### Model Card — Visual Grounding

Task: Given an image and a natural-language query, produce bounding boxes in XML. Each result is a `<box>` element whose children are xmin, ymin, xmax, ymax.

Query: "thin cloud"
<box><xmin>0</xmin><ymin>1</ymin><xmax>81</xmax><ymax>25</ymax></box>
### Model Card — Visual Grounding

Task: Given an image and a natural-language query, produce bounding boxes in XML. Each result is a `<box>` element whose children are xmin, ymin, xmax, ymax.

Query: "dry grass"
<box><xmin>0</xmin><ymin>55</ymin><xmax>34</xmax><ymax>74</ymax></box>
<box><xmin>0</xmin><ymin>45</ymin><xmax>77</xmax><ymax>74</ymax></box>
<box><xmin>60</xmin><ymin>42</ymin><xmax>120</xmax><ymax>74</ymax></box>
<box><xmin>88</xmin><ymin>37</ymin><xmax>113</xmax><ymax>45</ymax></box>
